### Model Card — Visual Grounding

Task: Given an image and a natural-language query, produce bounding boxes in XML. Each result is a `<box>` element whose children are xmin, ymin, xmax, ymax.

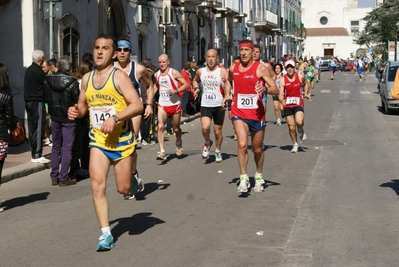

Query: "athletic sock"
<box><xmin>101</xmin><ymin>227</ymin><xmax>111</xmax><ymax>235</ymax></box>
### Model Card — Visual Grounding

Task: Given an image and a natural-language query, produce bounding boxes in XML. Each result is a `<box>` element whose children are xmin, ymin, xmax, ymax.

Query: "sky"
<box><xmin>358</xmin><ymin>0</ymin><xmax>375</xmax><ymax>7</ymax></box>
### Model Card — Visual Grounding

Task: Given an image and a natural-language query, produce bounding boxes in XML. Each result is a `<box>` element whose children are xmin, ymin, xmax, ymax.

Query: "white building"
<box><xmin>301</xmin><ymin>0</ymin><xmax>373</xmax><ymax>60</ymax></box>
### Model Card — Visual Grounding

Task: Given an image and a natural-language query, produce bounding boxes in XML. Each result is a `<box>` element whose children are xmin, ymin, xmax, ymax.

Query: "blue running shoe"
<box><xmin>96</xmin><ymin>232</ymin><xmax>115</xmax><ymax>251</ymax></box>
<box><xmin>123</xmin><ymin>174</ymin><xmax>139</xmax><ymax>200</ymax></box>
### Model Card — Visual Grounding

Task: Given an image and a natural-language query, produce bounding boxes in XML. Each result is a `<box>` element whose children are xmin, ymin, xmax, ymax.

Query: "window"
<box><xmin>62</xmin><ymin>27</ymin><xmax>79</xmax><ymax>71</ymax></box>
<box><xmin>351</xmin><ymin>20</ymin><xmax>359</xmax><ymax>38</ymax></box>
<box><xmin>320</xmin><ymin>16</ymin><xmax>328</xmax><ymax>25</ymax></box>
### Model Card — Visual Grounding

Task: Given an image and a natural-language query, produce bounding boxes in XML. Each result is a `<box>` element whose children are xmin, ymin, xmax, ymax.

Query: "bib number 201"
<box><xmin>237</xmin><ymin>94</ymin><xmax>258</xmax><ymax>109</ymax></box>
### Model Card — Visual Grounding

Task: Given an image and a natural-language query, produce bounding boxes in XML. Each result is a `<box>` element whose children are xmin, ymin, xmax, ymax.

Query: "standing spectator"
<box><xmin>140</xmin><ymin>58</ymin><xmax>156</xmax><ymax>145</ymax></box>
<box><xmin>375</xmin><ymin>58</ymin><xmax>384</xmax><ymax>93</ymax></box>
<box><xmin>24</xmin><ymin>50</ymin><xmax>49</xmax><ymax>163</ymax></box>
<box><xmin>181</xmin><ymin>61</ymin><xmax>192</xmax><ymax>117</ymax></box>
<box><xmin>41</xmin><ymin>60</ymin><xmax>53</xmax><ymax>147</ymax></box>
<box><xmin>69</xmin><ymin>58</ymin><xmax>94</xmax><ymax>180</ymax></box>
<box><xmin>48</xmin><ymin>58</ymin><xmax>58</xmax><ymax>74</ymax></box>
<box><xmin>189</xmin><ymin>60</ymin><xmax>199</xmax><ymax>113</ymax></box>
<box><xmin>44</xmin><ymin>56</ymin><xmax>80</xmax><ymax>186</ymax></box>
<box><xmin>0</xmin><ymin>63</ymin><xmax>17</xmax><ymax>193</ymax></box>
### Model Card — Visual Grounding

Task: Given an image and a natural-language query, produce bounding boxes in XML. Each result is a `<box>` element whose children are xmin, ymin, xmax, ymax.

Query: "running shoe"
<box><xmin>157</xmin><ymin>151</ymin><xmax>167</xmax><ymax>160</ymax></box>
<box><xmin>297</xmin><ymin>127</ymin><xmax>306</xmax><ymax>141</ymax></box>
<box><xmin>291</xmin><ymin>144</ymin><xmax>299</xmax><ymax>153</ymax></box>
<box><xmin>254</xmin><ymin>174</ymin><xmax>265</xmax><ymax>193</ymax></box>
<box><xmin>237</xmin><ymin>175</ymin><xmax>250</xmax><ymax>193</ymax></box>
<box><xmin>134</xmin><ymin>172</ymin><xmax>145</xmax><ymax>193</ymax></box>
<box><xmin>275</xmin><ymin>119</ymin><xmax>281</xmax><ymax>125</ymax></box>
<box><xmin>175</xmin><ymin>142</ymin><xmax>183</xmax><ymax>156</ymax></box>
<box><xmin>215</xmin><ymin>152</ymin><xmax>222</xmax><ymax>163</ymax></box>
<box><xmin>123</xmin><ymin>174</ymin><xmax>139</xmax><ymax>200</ymax></box>
<box><xmin>202</xmin><ymin>140</ymin><xmax>213</xmax><ymax>158</ymax></box>
<box><xmin>96</xmin><ymin>232</ymin><xmax>115</xmax><ymax>252</ymax></box>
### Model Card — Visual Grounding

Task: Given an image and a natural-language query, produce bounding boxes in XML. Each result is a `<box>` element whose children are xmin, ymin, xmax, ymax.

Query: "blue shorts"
<box><xmin>231</xmin><ymin>116</ymin><xmax>266</xmax><ymax>132</ymax></box>
<box><xmin>316</xmin><ymin>67</ymin><xmax>321</xmax><ymax>72</ymax></box>
<box><xmin>357</xmin><ymin>67</ymin><xmax>364</xmax><ymax>74</ymax></box>
<box><xmin>89</xmin><ymin>145</ymin><xmax>135</xmax><ymax>162</ymax></box>
<box><xmin>329</xmin><ymin>66</ymin><xmax>336</xmax><ymax>72</ymax></box>
<box><xmin>262</xmin><ymin>92</ymin><xmax>267</xmax><ymax>103</ymax></box>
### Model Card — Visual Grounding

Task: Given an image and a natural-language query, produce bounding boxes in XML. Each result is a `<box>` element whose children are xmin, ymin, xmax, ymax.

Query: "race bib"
<box><xmin>306</xmin><ymin>72</ymin><xmax>312</xmax><ymax>77</ymax></box>
<box><xmin>90</xmin><ymin>106</ymin><xmax>116</xmax><ymax>128</ymax></box>
<box><xmin>286</xmin><ymin>97</ymin><xmax>300</xmax><ymax>105</ymax></box>
<box><xmin>204</xmin><ymin>93</ymin><xmax>216</xmax><ymax>101</ymax></box>
<box><xmin>237</xmin><ymin>94</ymin><xmax>258</xmax><ymax>109</ymax></box>
<box><xmin>160</xmin><ymin>91</ymin><xmax>171</xmax><ymax>100</ymax></box>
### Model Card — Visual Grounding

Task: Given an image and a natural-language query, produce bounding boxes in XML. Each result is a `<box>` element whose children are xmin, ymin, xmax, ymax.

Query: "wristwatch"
<box><xmin>112</xmin><ymin>115</ymin><xmax>119</xmax><ymax>123</ymax></box>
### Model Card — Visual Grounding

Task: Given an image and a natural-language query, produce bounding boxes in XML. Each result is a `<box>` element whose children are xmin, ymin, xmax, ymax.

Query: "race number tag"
<box><xmin>204</xmin><ymin>93</ymin><xmax>216</xmax><ymax>101</ymax></box>
<box><xmin>90</xmin><ymin>106</ymin><xmax>116</xmax><ymax>128</ymax></box>
<box><xmin>237</xmin><ymin>94</ymin><xmax>258</xmax><ymax>109</ymax></box>
<box><xmin>160</xmin><ymin>91</ymin><xmax>170</xmax><ymax>100</ymax></box>
<box><xmin>286</xmin><ymin>97</ymin><xmax>300</xmax><ymax>105</ymax></box>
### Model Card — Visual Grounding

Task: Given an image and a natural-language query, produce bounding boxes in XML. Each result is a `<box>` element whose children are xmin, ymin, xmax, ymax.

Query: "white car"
<box><xmin>380</xmin><ymin>61</ymin><xmax>399</xmax><ymax>114</ymax></box>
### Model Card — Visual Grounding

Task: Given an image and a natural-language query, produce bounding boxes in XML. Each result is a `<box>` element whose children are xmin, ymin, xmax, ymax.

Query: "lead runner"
<box><xmin>224</xmin><ymin>40</ymin><xmax>279</xmax><ymax>193</ymax></box>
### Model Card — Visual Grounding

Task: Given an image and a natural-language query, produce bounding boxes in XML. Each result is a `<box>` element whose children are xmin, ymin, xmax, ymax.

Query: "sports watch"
<box><xmin>112</xmin><ymin>115</ymin><xmax>119</xmax><ymax>123</ymax></box>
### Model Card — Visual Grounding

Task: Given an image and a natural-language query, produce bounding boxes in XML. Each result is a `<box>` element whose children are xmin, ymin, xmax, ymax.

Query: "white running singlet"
<box><xmin>156</xmin><ymin>68</ymin><xmax>181</xmax><ymax>106</ymax></box>
<box><xmin>200</xmin><ymin>66</ymin><xmax>224</xmax><ymax>107</ymax></box>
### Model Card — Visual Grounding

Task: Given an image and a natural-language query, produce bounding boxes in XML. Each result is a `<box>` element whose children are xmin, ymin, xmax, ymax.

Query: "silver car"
<box><xmin>380</xmin><ymin>61</ymin><xmax>399</xmax><ymax>114</ymax></box>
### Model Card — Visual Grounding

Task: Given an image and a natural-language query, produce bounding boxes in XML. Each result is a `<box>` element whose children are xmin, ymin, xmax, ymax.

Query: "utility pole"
<box><xmin>43</xmin><ymin>1</ymin><xmax>62</xmax><ymax>58</ymax></box>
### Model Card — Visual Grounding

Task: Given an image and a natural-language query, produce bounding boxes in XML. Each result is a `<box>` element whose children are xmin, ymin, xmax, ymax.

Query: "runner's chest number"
<box><xmin>237</xmin><ymin>94</ymin><xmax>258</xmax><ymax>109</ymax></box>
<box><xmin>91</xmin><ymin>106</ymin><xmax>116</xmax><ymax>128</ymax></box>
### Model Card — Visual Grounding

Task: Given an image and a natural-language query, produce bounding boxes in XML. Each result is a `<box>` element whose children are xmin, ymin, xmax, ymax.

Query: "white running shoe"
<box><xmin>237</xmin><ymin>176</ymin><xmax>250</xmax><ymax>193</ymax></box>
<box><xmin>202</xmin><ymin>140</ymin><xmax>213</xmax><ymax>159</ymax></box>
<box><xmin>254</xmin><ymin>173</ymin><xmax>265</xmax><ymax>192</ymax></box>
<box><xmin>297</xmin><ymin>128</ymin><xmax>306</xmax><ymax>141</ymax></box>
<box><xmin>275</xmin><ymin>119</ymin><xmax>281</xmax><ymax>125</ymax></box>
<box><xmin>291</xmin><ymin>144</ymin><xmax>299</xmax><ymax>153</ymax></box>
<box><xmin>31</xmin><ymin>157</ymin><xmax>50</xmax><ymax>164</ymax></box>
<box><xmin>157</xmin><ymin>151</ymin><xmax>167</xmax><ymax>160</ymax></box>
<box><xmin>215</xmin><ymin>152</ymin><xmax>222</xmax><ymax>163</ymax></box>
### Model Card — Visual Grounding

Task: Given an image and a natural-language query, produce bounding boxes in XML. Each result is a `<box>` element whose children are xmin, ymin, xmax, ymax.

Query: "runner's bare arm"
<box><xmin>220</xmin><ymin>67</ymin><xmax>231</xmax><ymax>107</ymax></box>
<box><xmin>258</xmin><ymin>64</ymin><xmax>278</xmax><ymax>95</ymax></box>
<box><xmin>192</xmin><ymin>68</ymin><xmax>202</xmax><ymax>98</ymax></box>
<box><xmin>137</xmin><ymin>64</ymin><xmax>154</xmax><ymax>118</ymax></box>
<box><xmin>170</xmin><ymin>69</ymin><xmax>188</xmax><ymax>94</ymax></box>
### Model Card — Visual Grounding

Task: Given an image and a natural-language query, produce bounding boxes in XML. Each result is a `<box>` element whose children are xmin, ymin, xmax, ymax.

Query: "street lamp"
<box><xmin>245</xmin><ymin>20</ymin><xmax>253</xmax><ymax>40</ymax></box>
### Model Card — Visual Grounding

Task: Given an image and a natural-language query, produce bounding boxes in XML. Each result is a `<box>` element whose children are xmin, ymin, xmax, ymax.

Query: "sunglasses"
<box><xmin>117</xmin><ymin>48</ymin><xmax>130</xmax><ymax>52</ymax></box>
<box><xmin>286</xmin><ymin>65</ymin><xmax>294</xmax><ymax>69</ymax></box>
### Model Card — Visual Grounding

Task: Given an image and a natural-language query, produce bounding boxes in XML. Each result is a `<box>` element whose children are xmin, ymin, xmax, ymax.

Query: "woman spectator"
<box><xmin>272</xmin><ymin>63</ymin><xmax>284</xmax><ymax>125</ymax></box>
<box><xmin>0</xmin><ymin>63</ymin><xmax>17</xmax><ymax>196</ymax></box>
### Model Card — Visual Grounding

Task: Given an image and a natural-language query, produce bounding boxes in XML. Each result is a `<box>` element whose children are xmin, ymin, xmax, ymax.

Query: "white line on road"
<box><xmin>320</xmin><ymin>90</ymin><xmax>331</xmax><ymax>93</ymax></box>
<box><xmin>360</xmin><ymin>91</ymin><xmax>371</xmax><ymax>94</ymax></box>
<box><xmin>340</xmin><ymin>90</ymin><xmax>350</xmax><ymax>94</ymax></box>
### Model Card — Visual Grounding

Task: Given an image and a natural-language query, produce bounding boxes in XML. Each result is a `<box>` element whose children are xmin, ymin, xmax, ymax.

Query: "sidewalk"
<box><xmin>1</xmin><ymin>114</ymin><xmax>200</xmax><ymax>184</ymax></box>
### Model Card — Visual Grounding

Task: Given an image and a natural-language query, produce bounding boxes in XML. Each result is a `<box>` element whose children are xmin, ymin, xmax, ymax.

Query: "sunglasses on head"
<box><xmin>117</xmin><ymin>48</ymin><xmax>130</xmax><ymax>52</ymax></box>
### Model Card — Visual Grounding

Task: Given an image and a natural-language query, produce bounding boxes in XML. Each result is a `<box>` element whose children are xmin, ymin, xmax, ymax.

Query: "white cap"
<box><xmin>284</xmin><ymin>59</ymin><xmax>295</xmax><ymax>67</ymax></box>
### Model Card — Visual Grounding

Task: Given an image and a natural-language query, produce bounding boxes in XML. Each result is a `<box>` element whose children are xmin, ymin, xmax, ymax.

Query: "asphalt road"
<box><xmin>1</xmin><ymin>70</ymin><xmax>399</xmax><ymax>267</ymax></box>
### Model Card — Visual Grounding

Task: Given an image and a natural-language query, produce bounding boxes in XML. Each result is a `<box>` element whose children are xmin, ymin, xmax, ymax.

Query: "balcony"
<box><xmin>198</xmin><ymin>0</ymin><xmax>222</xmax><ymax>8</ymax></box>
<box><xmin>253</xmin><ymin>9</ymin><xmax>278</xmax><ymax>28</ymax></box>
<box><xmin>180</xmin><ymin>0</ymin><xmax>204</xmax><ymax>5</ymax></box>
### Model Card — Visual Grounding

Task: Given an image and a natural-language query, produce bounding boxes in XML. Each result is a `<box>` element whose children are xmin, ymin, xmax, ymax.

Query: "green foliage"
<box><xmin>358</xmin><ymin>0</ymin><xmax>399</xmax><ymax>57</ymax></box>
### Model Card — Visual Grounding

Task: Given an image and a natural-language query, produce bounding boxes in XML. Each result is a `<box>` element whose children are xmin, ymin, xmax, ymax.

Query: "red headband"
<box><xmin>239</xmin><ymin>43</ymin><xmax>254</xmax><ymax>49</ymax></box>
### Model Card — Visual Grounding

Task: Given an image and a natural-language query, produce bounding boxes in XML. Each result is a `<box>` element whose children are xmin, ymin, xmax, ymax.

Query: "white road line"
<box><xmin>360</xmin><ymin>91</ymin><xmax>371</xmax><ymax>94</ymax></box>
<box><xmin>340</xmin><ymin>90</ymin><xmax>350</xmax><ymax>94</ymax></box>
<box><xmin>320</xmin><ymin>90</ymin><xmax>330</xmax><ymax>93</ymax></box>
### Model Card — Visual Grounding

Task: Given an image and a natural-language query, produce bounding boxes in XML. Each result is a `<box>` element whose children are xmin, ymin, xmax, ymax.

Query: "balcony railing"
<box><xmin>253</xmin><ymin>9</ymin><xmax>278</xmax><ymax>27</ymax></box>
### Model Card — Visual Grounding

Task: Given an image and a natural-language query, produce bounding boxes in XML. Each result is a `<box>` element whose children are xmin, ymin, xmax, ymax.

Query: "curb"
<box><xmin>1</xmin><ymin>113</ymin><xmax>200</xmax><ymax>184</ymax></box>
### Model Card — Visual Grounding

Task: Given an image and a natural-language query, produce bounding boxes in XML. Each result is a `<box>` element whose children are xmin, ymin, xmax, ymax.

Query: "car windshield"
<box><xmin>388</xmin><ymin>66</ymin><xmax>399</xmax><ymax>82</ymax></box>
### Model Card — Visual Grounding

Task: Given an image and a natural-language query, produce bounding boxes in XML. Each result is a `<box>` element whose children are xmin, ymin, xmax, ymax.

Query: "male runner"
<box><xmin>114</xmin><ymin>39</ymin><xmax>154</xmax><ymax>199</ymax></box>
<box><xmin>279</xmin><ymin>59</ymin><xmax>311</xmax><ymax>153</ymax></box>
<box><xmin>68</xmin><ymin>35</ymin><xmax>143</xmax><ymax>251</ymax></box>
<box><xmin>315</xmin><ymin>56</ymin><xmax>322</xmax><ymax>82</ymax></box>
<box><xmin>192</xmin><ymin>49</ymin><xmax>231</xmax><ymax>162</ymax></box>
<box><xmin>224</xmin><ymin>40</ymin><xmax>278</xmax><ymax>193</ymax></box>
<box><xmin>154</xmin><ymin>54</ymin><xmax>188</xmax><ymax>160</ymax></box>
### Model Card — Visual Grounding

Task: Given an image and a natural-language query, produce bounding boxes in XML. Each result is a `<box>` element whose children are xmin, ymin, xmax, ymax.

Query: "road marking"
<box><xmin>340</xmin><ymin>90</ymin><xmax>350</xmax><ymax>94</ymax></box>
<box><xmin>320</xmin><ymin>90</ymin><xmax>330</xmax><ymax>93</ymax></box>
<box><xmin>360</xmin><ymin>91</ymin><xmax>371</xmax><ymax>94</ymax></box>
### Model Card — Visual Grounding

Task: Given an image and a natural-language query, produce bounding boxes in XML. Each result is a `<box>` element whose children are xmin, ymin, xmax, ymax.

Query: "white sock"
<box><xmin>255</xmin><ymin>172</ymin><xmax>262</xmax><ymax>177</ymax></box>
<box><xmin>101</xmin><ymin>227</ymin><xmax>111</xmax><ymax>235</ymax></box>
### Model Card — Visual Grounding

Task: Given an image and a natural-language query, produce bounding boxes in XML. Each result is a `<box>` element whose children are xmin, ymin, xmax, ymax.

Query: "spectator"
<box><xmin>69</xmin><ymin>59</ymin><xmax>94</xmax><ymax>179</ymax></box>
<box><xmin>24</xmin><ymin>50</ymin><xmax>49</xmax><ymax>163</ymax></box>
<box><xmin>140</xmin><ymin>58</ymin><xmax>156</xmax><ymax>145</ymax></box>
<box><xmin>181</xmin><ymin>61</ymin><xmax>192</xmax><ymax>117</ymax></box>
<box><xmin>48</xmin><ymin>58</ymin><xmax>58</xmax><ymax>74</ymax></box>
<box><xmin>44</xmin><ymin>56</ymin><xmax>80</xmax><ymax>186</ymax></box>
<box><xmin>375</xmin><ymin>58</ymin><xmax>384</xmax><ymax>93</ymax></box>
<box><xmin>41</xmin><ymin>60</ymin><xmax>53</xmax><ymax>147</ymax></box>
<box><xmin>0</xmin><ymin>63</ymin><xmax>17</xmax><ymax>194</ymax></box>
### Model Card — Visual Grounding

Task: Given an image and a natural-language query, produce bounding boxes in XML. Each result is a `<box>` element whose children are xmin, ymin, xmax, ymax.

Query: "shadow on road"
<box><xmin>0</xmin><ymin>192</ymin><xmax>50</xmax><ymax>211</ymax></box>
<box><xmin>380</xmin><ymin>179</ymin><xmax>399</xmax><ymax>197</ymax></box>
<box><xmin>110</xmin><ymin>212</ymin><xmax>165</xmax><ymax>241</ymax></box>
<box><xmin>280</xmin><ymin>145</ymin><xmax>308</xmax><ymax>152</ymax></box>
<box><xmin>135</xmin><ymin>182</ymin><xmax>171</xmax><ymax>201</ymax></box>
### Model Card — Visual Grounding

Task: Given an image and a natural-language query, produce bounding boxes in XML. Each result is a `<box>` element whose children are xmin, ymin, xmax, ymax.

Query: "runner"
<box><xmin>315</xmin><ymin>56</ymin><xmax>322</xmax><ymax>82</ymax></box>
<box><xmin>225</xmin><ymin>40</ymin><xmax>279</xmax><ymax>193</ymax></box>
<box><xmin>192</xmin><ymin>49</ymin><xmax>231</xmax><ymax>162</ymax></box>
<box><xmin>305</xmin><ymin>59</ymin><xmax>316</xmax><ymax>91</ymax></box>
<box><xmin>279</xmin><ymin>59</ymin><xmax>311</xmax><ymax>153</ymax></box>
<box><xmin>67</xmin><ymin>34</ymin><xmax>143</xmax><ymax>251</ymax></box>
<box><xmin>154</xmin><ymin>54</ymin><xmax>188</xmax><ymax>160</ymax></box>
<box><xmin>114</xmin><ymin>39</ymin><xmax>155</xmax><ymax>200</ymax></box>
<box><xmin>272</xmin><ymin>63</ymin><xmax>284</xmax><ymax>125</ymax></box>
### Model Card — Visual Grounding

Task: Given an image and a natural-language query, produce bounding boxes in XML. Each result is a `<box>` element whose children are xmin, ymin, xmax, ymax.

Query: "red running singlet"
<box><xmin>282</xmin><ymin>72</ymin><xmax>304</xmax><ymax>108</ymax></box>
<box><xmin>231</xmin><ymin>61</ymin><xmax>265</xmax><ymax>121</ymax></box>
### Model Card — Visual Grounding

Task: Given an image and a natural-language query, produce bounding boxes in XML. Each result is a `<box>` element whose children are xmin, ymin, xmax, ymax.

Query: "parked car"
<box><xmin>320</xmin><ymin>57</ymin><xmax>330</xmax><ymax>71</ymax></box>
<box><xmin>380</xmin><ymin>61</ymin><xmax>399</xmax><ymax>114</ymax></box>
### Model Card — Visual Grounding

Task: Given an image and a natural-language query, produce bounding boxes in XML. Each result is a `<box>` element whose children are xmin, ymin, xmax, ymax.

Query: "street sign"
<box><xmin>43</xmin><ymin>2</ymin><xmax>63</xmax><ymax>19</ymax></box>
